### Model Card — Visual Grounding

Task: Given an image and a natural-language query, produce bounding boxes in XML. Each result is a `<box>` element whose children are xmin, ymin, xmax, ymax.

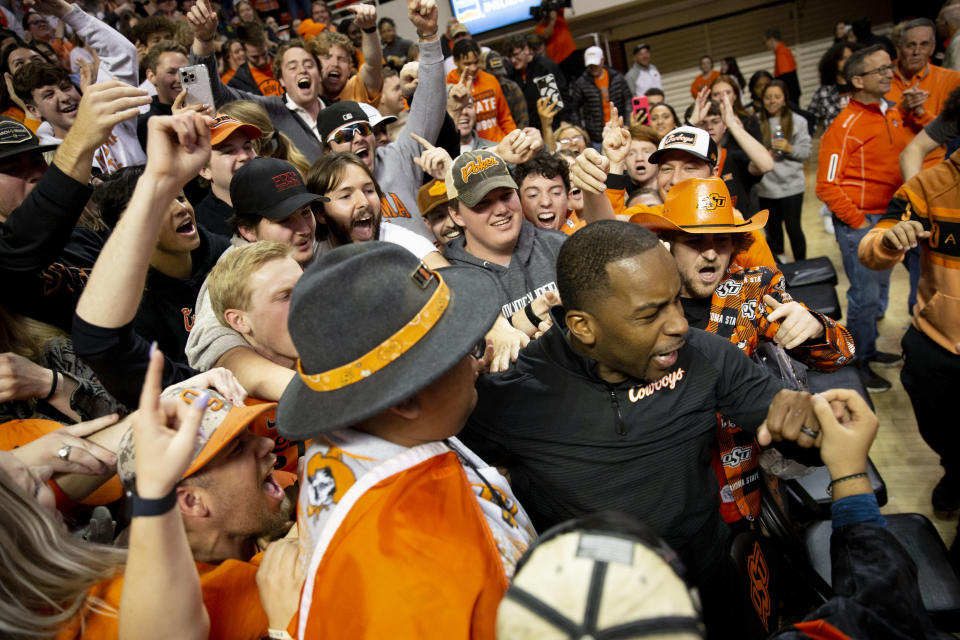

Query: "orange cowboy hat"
<box><xmin>629</xmin><ymin>177</ymin><xmax>768</xmax><ymax>234</ymax></box>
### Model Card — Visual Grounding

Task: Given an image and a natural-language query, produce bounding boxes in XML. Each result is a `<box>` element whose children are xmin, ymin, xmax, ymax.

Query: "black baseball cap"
<box><xmin>633</xmin><ymin>42</ymin><xmax>650</xmax><ymax>53</ymax></box>
<box><xmin>0</xmin><ymin>116</ymin><xmax>57</xmax><ymax>162</ymax></box>
<box><xmin>316</xmin><ymin>101</ymin><xmax>369</xmax><ymax>142</ymax></box>
<box><xmin>230</xmin><ymin>157</ymin><xmax>327</xmax><ymax>221</ymax></box>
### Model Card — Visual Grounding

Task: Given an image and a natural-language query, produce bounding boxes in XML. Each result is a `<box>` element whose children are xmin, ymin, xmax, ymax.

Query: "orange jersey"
<box><xmin>535</xmin><ymin>10</ymin><xmax>575</xmax><ymax>64</ymax></box>
<box><xmin>774</xmin><ymin>41</ymin><xmax>797</xmax><ymax>76</ymax></box>
<box><xmin>815</xmin><ymin>99</ymin><xmax>909</xmax><ymax>228</ymax></box>
<box><xmin>447</xmin><ymin>68</ymin><xmax>517</xmax><ymax>143</ymax></box>
<box><xmin>220</xmin><ymin>67</ymin><xmax>237</xmax><ymax>84</ymax></box>
<box><xmin>886</xmin><ymin>63</ymin><xmax>960</xmax><ymax>169</ymax></box>
<box><xmin>561</xmin><ymin>210</ymin><xmax>585</xmax><ymax>235</ymax></box>
<box><xmin>250</xmin><ymin>64</ymin><xmax>282</xmax><ymax>97</ymax></box>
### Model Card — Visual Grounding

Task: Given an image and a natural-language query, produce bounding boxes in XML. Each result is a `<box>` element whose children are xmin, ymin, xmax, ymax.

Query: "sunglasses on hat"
<box><xmin>328</xmin><ymin>122</ymin><xmax>373</xmax><ymax>145</ymax></box>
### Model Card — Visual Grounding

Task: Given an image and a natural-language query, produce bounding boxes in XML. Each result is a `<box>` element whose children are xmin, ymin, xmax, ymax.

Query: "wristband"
<box><xmin>268</xmin><ymin>630</ymin><xmax>294</xmax><ymax>640</ymax></box>
<box><xmin>128</xmin><ymin>488</ymin><xmax>178</xmax><ymax>517</ymax></box>
<box><xmin>417</xmin><ymin>30</ymin><xmax>438</xmax><ymax>39</ymax></box>
<box><xmin>523</xmin><ymin>302</ymin><xmax>541</xmax><ymax>328</ymax></box>
<box><xmin>604</xmin><ymin>173</ymin><xmax>627</xmax><ymax>190</ymax></box>
<box><xmin>361</xmin><ymin>25</ymin><xmax>377</xmax><ymax>33</ymax></box>
<box><xmin>826</xmin><ymin>472</ymin><xmax>869</xmax><ymax>495</ymax></box>
<box><xmin>41</xmin><ymin>370</ymin><xmax>60</xmax><ymax>402</ymax></box>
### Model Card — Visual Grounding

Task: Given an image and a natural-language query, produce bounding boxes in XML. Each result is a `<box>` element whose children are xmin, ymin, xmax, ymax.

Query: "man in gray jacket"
<box><xmin>445</xmin><ymin>149</ymin><xmax>566</xmax><ymax>319</ymax></box>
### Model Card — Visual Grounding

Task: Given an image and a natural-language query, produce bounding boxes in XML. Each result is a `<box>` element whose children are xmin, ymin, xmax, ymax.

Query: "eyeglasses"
<box><xmin>558</xmin><ymin>135</ymin><xmax>584</xmax><ymax>145</ymax></box>
<box><xmin>327</xmin><ymin>122</ymin><xmax>372</xmax><ymax>144</ymax></box>
<box><xmin>857</xmin><ymin>63</ymin><xmax>895</xmax><ymax>76</ymax></box>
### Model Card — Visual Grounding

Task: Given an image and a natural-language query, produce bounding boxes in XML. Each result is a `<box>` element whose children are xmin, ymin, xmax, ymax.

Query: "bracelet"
<box><xmin>417</xmin><ymin>30</ymin><xmax>438</xmax><ymax>39</ymax></box>
<box><xmin>604</xmin><ymin>173</ymin><xmax>627</xmax><ymax>190</ymax></box>
<box><xmin>267</xmin><ymin>630</ymin><xmax>294</xmax><ymax>640</ymax></box>
<box><xmin>41</xmin><ymin>370</ymin><xmax>60</xmax><ymax>402</ymax></box>
<box><xmin>826</xmin><ymin>472</ymin><xmax>869</xmax><ymax>495</ymax></box>
<box><xmin>524</xmin><ymin>302</ymin><xmax>541</xmax><ymax>328</ymax></box>
<box><xmin>128</xmin><ymin>488</ymin><xmax>178</xmax><ymax>517</ymax></box>
<box><xmin>361</xmin><ymin>25</ymin><xmax>377</xmax><ymax>33</ymax></box>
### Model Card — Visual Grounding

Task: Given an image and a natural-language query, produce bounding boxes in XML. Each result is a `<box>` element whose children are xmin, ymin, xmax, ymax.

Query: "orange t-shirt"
<box><xmin>774</xmin><ymin>41</ymin><xmax>797</xmax><ymax>76</ymax></box>
<box><xmin>221</xmin><ymin>67</ymin><xmax>237</xmax><ymax>84</ymax></box>
<box><xmin>1</xmin><ymin>105</ymin><xmax>41</xmax><ymax>132</ymax></box>
<box><xmin>690</xmin><ymin>70</ymin><xmax>719</xmax><ymax>99</ymax></box>
<box><xmin>250</xmin><ymin>64</ymin><xmax>282</xmax><ymax>97</ymax></box>
<box><xmin>535</xmin><ymin>10</ymin><xmax>576</xmax><ymax>64</ymax></box>
<box><xmin>335</xmin><ymin>72</ymin><xmax>381</xmax><ymax>108</ymax></box>
<box><xmin>593</xmin><ymin>68</ymin><xmax>611</xmax><ymax>123</ymax></box>
<box><xmin>561</xmin><ymin>211</ymin><xmax>585</xmax><ymax>235</ymax></box>
<box><xmin>56</xmin><ymin>555</ymin><xmax>269</xmax><ymax>640</ymax></box>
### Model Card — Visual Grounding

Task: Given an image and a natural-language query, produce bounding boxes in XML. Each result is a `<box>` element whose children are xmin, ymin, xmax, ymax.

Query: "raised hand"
<box><xmin>881</xmin><ymin>219</ymin><xmax>930</xmax><ymax>251</ymax></box>
<box><xmin>601</xmin><ymin>104</ymin><xmax>630</xmax><ymax>169</ymax></box>
<box><xmin>68</xmin><ymin>79</ymin><xmax>151</xmax><ymax>152</ymax></box>
<box><xmin>410</xmin><ymin>132</ymin><xmax>452</xmax><ymax>180</ymax></box>
<box><xmin>347</xmin><ymin>2</ymin><xmax>377</xmax><ymax>30</ymax></box>
<box><xmin>132</xmin><ymin>346</ymin><xmax>209</xmax><ymax>499</ymax></box>
<box><xmin>570</xmin><ymin>148</ymin><xmax>609</xmax><ymax>194</ymax></box>
<box><xmin>689</xmin><ymin>86</ymin><xmax>710</xmax><ymax>127</ymax></box>
<box><xmin>143</xmin><ymin>112</ymin><xmax>213</xmax><ymax>190</ymax></box>
<box><xmin>494</xmin><ymin>128</ymin><xmax>540</xmax><ymax>165</ymax></box>
<box><xmin>485</xmin><ymin>315</ymin><xmax>529</xmax><ymax>373</ymax></box>
<box><xmin>23</xmin><ymin>0</ymin><xmax>72</xmax><ymax>18</ymax></box>
<box><xmin>13</xmin><ymin>414</ymin><xmax>120</xmax><ymax>475</ymax></box>
<box><xmin>537</xmin><ymin>96</ymin><xmax>559</xmax><ymax>125</ymax></box>
<box><xmin>187</xmin><ymin>0</ymin><xmax>219</xmax><ymax>44</ymax></box>
<box><xmin>447</xmin><ymin>71</ymin><xmax>472</xmax><ymax>116</ymax></box>
<box><xmin>171</xmin><ymin>89</ymin><xmax>213</xmax><ymax>117</ymax></box>
<box><xmin>763</xmin><ymin>294</ymin><xmax>824</xmax><ymax>349</ymax></box>
<box><xmin>407</xmin><ymin>0</ymin><xmax>438</xmax><ymax>38</ymax></box>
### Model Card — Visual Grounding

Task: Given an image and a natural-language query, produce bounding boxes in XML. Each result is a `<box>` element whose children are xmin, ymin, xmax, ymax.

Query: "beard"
<box><xmin>325</xmin><ymin>207</ymin><xmax>382</xmax><ymax>246</ymax></box>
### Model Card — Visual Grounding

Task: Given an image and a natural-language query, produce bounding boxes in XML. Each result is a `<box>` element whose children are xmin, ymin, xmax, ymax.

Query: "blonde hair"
<box><xmin>219</xmin><ymin>100</ymin><xmax>312</xmax><ymax>177</ymax></box>
<box><xmin>0</xmin><ymin>466</ymin><xmax>125</xmax><ymax>638</ymax></box>
<box><xmin>207</xmin><ymin>242</ymin><xmax>293</xmax><ymax>325</ymax></box>
<box><xmin>307</xmin><ymin>30</ymin><xmax>355</xmax><ymax>61</ymax></box>
<box><xmin>555</xmin><ymin>122</ymin><xmax>590</xmax><ymax>145</ymax></box>
<box><xmin>0</xmin><ymin>306</ymin><xmax>66</xmax><ymax>363</ymax></box>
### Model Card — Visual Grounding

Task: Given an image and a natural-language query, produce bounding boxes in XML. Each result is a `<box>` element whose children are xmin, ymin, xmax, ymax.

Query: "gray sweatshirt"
<box><xmin>444</xmin><ymin>218</ymin><xmax>566</xmax><ymax>318</ymax></box>
<box><xmin>757</xmin><ymin>113</ymin><xmax>811</xmax><ymax>199</ymax></box>
<box><xmin>373</xmin><ymin>37</ymin><xmax>446</xmax><ymax>242</ymax></box>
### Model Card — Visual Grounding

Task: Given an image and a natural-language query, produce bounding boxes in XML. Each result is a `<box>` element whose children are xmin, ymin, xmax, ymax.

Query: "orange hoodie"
<box><xmin>447</xmin><ymin>68</ymin><xmax>516</xmax><ymax>143</ymax></box>
<box><xmin>887</xmin><ymin>63</ymin><xmax>960</xmax><ymax>169</ymax></box>
<box><xmin>815</xmin><ymin>99</ymin><xmax>909</xmax><ymax>228</ymax></box>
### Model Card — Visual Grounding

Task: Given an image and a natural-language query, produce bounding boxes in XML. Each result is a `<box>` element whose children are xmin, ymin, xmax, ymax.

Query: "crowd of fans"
<box><xmin>0</xmin><ymin>0</ymin><xmax>959</xmax><ymax>636</ymax></box>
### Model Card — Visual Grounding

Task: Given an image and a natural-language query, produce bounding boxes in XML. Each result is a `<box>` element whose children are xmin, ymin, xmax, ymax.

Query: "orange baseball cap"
<box><xmin>629</xmin><ymin>177</ymin><xmax>767</xmax><ymax>233</ymax></box>
<box><xmin>210</xmin><ymin>114</ymin><xmax>263</xmax><ymax>146</ymax></box>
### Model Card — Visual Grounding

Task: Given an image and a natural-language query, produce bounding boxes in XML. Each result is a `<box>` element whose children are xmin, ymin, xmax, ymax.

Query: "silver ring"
<box><xmin>799</xmin><ymin>426</ymin><xmax>819</xmax><ymax>439</ymax></box>
<box><xmin>57</xmin><ymin>445</ymin><xmax>71</xmax><ymax>461</ymax></box>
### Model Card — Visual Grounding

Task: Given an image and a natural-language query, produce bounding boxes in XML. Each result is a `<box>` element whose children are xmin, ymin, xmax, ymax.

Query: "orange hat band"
<box><xmin>296</xmin><ymin>272</ymin><xmax>451</xmax><ymax>392</ymax></box>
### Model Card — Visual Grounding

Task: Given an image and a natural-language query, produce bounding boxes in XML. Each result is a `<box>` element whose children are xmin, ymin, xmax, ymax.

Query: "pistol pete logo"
<box><xmin>697</xmin><ymin>192</ymin><xmax>727</xmax><ymax>211</ymax></box>
<box><xmin>272</xmin><ymin>171</ymin><xmax>302</xmax><ymax>191</ymax></box>
<box><xmin>460</xmin><ymin>156</ymin><xmax>500</xmax><ymax>182</ymax></box>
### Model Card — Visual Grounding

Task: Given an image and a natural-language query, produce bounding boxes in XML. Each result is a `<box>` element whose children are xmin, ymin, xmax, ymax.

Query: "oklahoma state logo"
<box><xmin>272</xmin><ymin>171</ymin><xmax>302</xmax><ymax>191</ymax></box>
<box><xmin>697</xmin><ymin>192</ymin><xmax>726</xmax><ymax>211</ymax></box>
<box><xmin>663</xmin><ymin>130</ymin><xmax>696</xmax><ymax>147</ymax></box>
<box><xmin>460</xmin><ymin>156</ymin><xmax>499</xmax><ymax>182</ymax></box>
<box><xmin>305</xmin><ymin>447</ymin><xmax>355</xmax><ymax>517</ymax></box>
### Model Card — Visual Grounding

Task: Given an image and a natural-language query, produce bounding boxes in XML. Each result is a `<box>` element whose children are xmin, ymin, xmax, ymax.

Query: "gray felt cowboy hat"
<box><xmin>276</xmin><ymin>242</ymin><xmax>501</xmax><ymax>439</ymax></box>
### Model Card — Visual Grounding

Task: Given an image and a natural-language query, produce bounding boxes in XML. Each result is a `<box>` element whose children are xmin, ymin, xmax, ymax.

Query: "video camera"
<box><xmin>530</xmin><ymin>0</ymin><xmax>571</xmax><ymax>22</ymax></box>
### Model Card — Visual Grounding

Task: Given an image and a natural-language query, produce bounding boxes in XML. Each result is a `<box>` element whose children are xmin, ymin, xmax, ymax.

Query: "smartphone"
<box><xmin>533</xmin><ymin>73</ymin><xmax>564</xmax><ymax>111</ymax></box>
<box><xmin>178</xmin><ymin>65</ymin><xmax>214</xmax><ymax>108</ymax></box>
<box><xmin>632</xmin><ymin>96</ymin><xmax>649</xmax><ymax>125</ymax></box>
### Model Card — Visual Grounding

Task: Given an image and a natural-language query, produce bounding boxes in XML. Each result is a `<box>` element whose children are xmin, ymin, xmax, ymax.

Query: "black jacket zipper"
<box><xmin>608</xmin><ymin>389</ymin><xmax>626</xmax><ymax>436</ymax></box>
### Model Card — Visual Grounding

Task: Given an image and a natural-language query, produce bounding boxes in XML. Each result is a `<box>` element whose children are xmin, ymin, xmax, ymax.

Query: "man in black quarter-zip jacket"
<box><xmin>460</xmin><ymin>221</ymin><xmax>839</xmax><ymax>638</ymax></box>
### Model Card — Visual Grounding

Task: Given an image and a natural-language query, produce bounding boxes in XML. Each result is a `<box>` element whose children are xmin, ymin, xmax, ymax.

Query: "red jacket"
<box><xmin>815</xmin><ymin>99</ymin><xmax>910</xmax><ymax>228</ymax></box>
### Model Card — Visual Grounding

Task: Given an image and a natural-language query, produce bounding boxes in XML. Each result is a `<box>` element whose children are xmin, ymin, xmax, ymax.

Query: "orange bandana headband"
<box><xmin>296</xmin><ymin>270</ymin><xmax>451</xmax><ymax>392</ymax></box>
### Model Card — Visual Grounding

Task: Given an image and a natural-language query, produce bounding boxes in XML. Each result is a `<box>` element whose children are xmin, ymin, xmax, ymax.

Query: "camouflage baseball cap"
<box><xmin>116</xmin><ymin>387</ymin><xmax>276</xmax><ymax>491</ymax></box>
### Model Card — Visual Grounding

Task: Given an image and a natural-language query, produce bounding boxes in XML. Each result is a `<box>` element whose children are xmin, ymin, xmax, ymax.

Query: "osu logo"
<box><xmin>460</xmin><ymin>156</ymin><xmax>499</xmax><ymax>182</ymax></box>
<box><xmin>714</xmin><ymin>280</ymin><xmax>742</xmax><ymax>298</ymax></box>
<box><xmin>477</xmin><ymin>483</ymin><xmax>519</xmax><ymax>529</ymax></box>
<box><xmin>747</xmin><ymin>542</ymin><xmax>771</xmax><ymax>630</ymax></box>
<box><xmin>697</xmin><ymin>192</ymin><xmax>727</xmax><ymax>211</ymax></box>
<box><xmin>722</xmin><ymin>446</ymin><xmax>753</xmax><ymax>467</ymax></box>
<box><xmin>272</xmin><ymin>171</ymin><xmax>302</xmax><ymax>191</ymax></box>
<box><xmin>305</xmin><ymin>447</ymin><xmax>355</xmax><ymax>517</ymax></box>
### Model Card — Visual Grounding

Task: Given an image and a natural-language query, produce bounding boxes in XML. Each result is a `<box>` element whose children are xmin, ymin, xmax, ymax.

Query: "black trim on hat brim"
<box><xmin>0</xmin><ymin>142</ymin><xmax>58</xmax><ymax>162</ymax></box>
<box><xmin>276</xmin><ymin>265</ymin><xmax>502</xmax><ymax>440</ymax></box>
<box><xmin>648</xmin><ymin>147</ymin><xmax>714</xmax><ymax>166</ymax></box>
<box><xmin>257</xmin><ymin>191</ymin><xmax>329</xmax><ymax>220</ymax></box>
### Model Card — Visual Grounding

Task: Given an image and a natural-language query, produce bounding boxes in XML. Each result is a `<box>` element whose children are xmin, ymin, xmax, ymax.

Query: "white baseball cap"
<box><xmin>584</xmin><ymin>45</ymin><xmax>604</xmax><ymax>67</ymax></box>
